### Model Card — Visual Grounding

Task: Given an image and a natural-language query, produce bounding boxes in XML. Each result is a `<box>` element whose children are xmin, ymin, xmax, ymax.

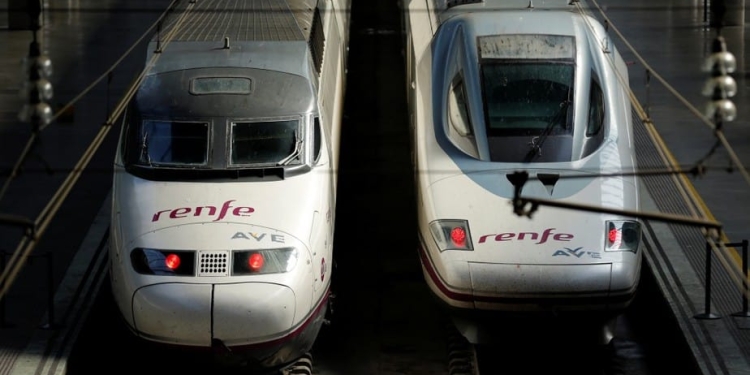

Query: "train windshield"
<box><xmin>482</xmin><ymin>63</ymin><xmax>573</xmax><ymax>135</ymax></box>
<box><xmin>230</xmin><ymin>119</ymin><xmax>301</xmax><ymax>166</ymax></box>
<box><xmin>140</xmin><ymin>120</ymin><xmax>209</xmax><ymax>166</ymax></box>
<box><xmin>480</xmin><ymin>62</ymin><xmax>575</xmax><ymax>162</ymax></box>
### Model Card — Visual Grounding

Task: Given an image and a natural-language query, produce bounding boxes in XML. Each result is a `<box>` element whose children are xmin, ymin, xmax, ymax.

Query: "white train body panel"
<box><xmin>108</xmin><ymin>0</ymin><xmax>349</xmax><ymax>370</ymax></box>
<box><xmin>110</xmin><ymin>177</ymin><xmax>327</xmax><ymax>342</ymax></box>
<box><xmin>404</xmin><ymin>0</ymin><xmax>642</xmax><ymax>330</ymax></box>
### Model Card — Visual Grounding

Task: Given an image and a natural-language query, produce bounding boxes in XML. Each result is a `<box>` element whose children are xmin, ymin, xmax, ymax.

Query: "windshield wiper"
<box><xmin>277</xmin><ymin>132</ymin><xmax>303</xmax><ymax>166</ymax></box>
<box><xmin>141</xmin><ymin>131</ymin><xmax>152</xmax><ymax>166</ymax></box>
<box><xmin>524</xmin><ymin>100</ymin><xmax>570</xmax><ymax>162</ymax></box>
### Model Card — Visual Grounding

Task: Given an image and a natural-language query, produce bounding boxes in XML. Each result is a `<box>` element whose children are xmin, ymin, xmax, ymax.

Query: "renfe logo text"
<box><xmin>152</xmin><ymin>200</ymin><xmax>254</xmax><ymax>222</ymax></box>
<box><xmin>478</xmin><ymin>228</ymin><xmax>573</xmax><ymax>245</ymax></box>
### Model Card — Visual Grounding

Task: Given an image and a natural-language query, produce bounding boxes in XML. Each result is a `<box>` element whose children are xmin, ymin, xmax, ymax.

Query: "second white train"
<box><xmin>404</xmin><ymin>0</ymin><xmax>643</xmax><ymax>344</ymax></box>
<box><xmin>108</xmin><ymin>0</ymin><xmax>350</xmax><ymax>373</ymax></box>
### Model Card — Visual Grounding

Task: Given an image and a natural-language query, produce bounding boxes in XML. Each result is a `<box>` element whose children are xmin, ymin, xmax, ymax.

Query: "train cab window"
<box><xmin>482</xmin><ymin>63</ymin><xmax>573</xmax><ymax>134</ymax></box>
<box><xmin>230</xmin><ymin>119</ymin><xmax>301</xmax><ymax>166</ymax></box>
<box><xmin>313</xmin><ymin>117</ymin><xmax>322</xmax><ymax>163</ymax></box>
<box><xmin>581</xmin><ymin>77</ymin><xmax>606</xmax><ymax>158</ymax></box>
<box><xmin>140</xmin><ymin>120</ymin><xmax>209</xmax><ymax>166</ymax></box>
<box><xmin>476</xmin><ymin>34</ymin><xmax>576</xmax><ymax>161</ymax></box>
<box><xmin>586</xmin><ymin>79</ymin><xmax>604</xmax><ymax>136</ymax></box>
<box><xmin>309</xmin><ymin>7</ymin><xmax>325</xmax><ymax>74</ymax></box>
<box><xmin>447</xmin><ymin>74</ymin><xmax>479</xmax><ymax>158</ymax></box>
<box><xmin>481</xmin><ymin>62</ymin><xmax>574</xmax><ymax>162</ymax></box>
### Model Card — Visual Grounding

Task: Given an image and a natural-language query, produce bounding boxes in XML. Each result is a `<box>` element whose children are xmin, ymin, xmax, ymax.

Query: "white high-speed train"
<box><xmin>404</xmin><ymin>0</ymin><xmax>642</xmax><ymax>343</ymax></box>
<box><xmin>108</xmin><ymin>0</ymin><xmax>349</xmax><ymax>373</ymax></box>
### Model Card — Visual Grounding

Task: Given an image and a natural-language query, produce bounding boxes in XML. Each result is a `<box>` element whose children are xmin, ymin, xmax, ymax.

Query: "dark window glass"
<box><xmin>121</xmin><ymin>105</ymin><xmax>134</xmax><ymax>163</ymax></box>
<box><xmin>309</xmin><ymin>8</ymin><xmax>325</xmax><ymax>74</ymax></box>
<box><xmin>449</xmin><ymin>77</ymin><xmax>473</xmax><ymax>136</ymax></box>
<box><xmin>482</xmin><ymin>63</ymin><xmax>574</xmax><ymax>136</ymax></box>
<box><xmin>231</xmin><ymin>120</ymin><xmax>299</xmax><ymax>165</ymax></box>
<box><xmin>447</xmin><ymin>74</ymin><xmax>479</xmax><ymax>158</ymax></box>
<box><xmin>314</xmin><ymin>117</ymin><xmax>322</xmax><ymax>162</ymax></box>
<box><xmin>587</xmin><ymin>79</ymin><xmax>604</xmax><ymax>136</ymax></box>
<box><xmin>140</xmin><ymin>121</ymin><xmax>209</xmax><ymax>166</ymax></box>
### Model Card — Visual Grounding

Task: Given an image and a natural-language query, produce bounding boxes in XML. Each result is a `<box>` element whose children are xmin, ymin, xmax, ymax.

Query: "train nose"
<box><xmin>212</xmin><ymin>283</ymin><xmax>296</xmax><ymax>345</ymax></box>
<box><xmin>468</xmin><ymin>262</ymin><xmax>614</xmax><ymax>307</ymax></box>
<box><xmin>132</xmin><ymin>283</ymin><xmax>296</xmax><ymax>346</ymax></box>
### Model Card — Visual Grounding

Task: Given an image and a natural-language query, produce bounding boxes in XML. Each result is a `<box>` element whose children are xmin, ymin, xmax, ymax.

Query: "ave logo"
<box><xmin>231</xmin><ymin>232</ymin><xmax>285</xmax><ymax>243</ymax></box>
<box><xmin>552</xmin><ymin>247</ymin><xmax>601</xmax><ymax>259</ymax></box>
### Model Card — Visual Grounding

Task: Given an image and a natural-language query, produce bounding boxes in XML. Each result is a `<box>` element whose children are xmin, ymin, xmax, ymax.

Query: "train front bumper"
<box><xmin>467</xmin><ymin>262</ymin><xmax>638</xmax><ymax>312</ymax></box>
<box><xmin>132</xmin><ymin>282</ymin><xmax>296</xmax><ymax>346</ymax></box>
<box><xmin>418</xmin><ymin>244</ymin><xmax>640</xmax><ymax>314</ymax></box>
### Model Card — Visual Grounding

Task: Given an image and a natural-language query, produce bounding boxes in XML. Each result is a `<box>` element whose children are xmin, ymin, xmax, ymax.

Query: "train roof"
<box><xmin>427</xmin><ymin>0</ymin><xmax>632</xmax><ymax>164</ymax></box>
<box><xmin>433</xmin><ymin>1</ymin><xmax>607</xmax><ymax>49</ymax></box>
<box><xmin>436</xmin><ymin>0</ymin><xmax>579</xmax><ymax>14</ymax></box>
<box><xmin>157</xmin><ymin>0</ymin><xmax>316</xmax><ymax>43</ymax></box>
<box><xmin>144</xmin><ymin>0</ymin><xmax>317</xmax><ymax>77</ymax></box>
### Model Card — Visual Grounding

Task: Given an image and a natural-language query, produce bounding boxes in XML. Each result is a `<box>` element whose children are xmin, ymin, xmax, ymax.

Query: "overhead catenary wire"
<box><xmin>570</xmin><ymin>1</ymin><xmax>749</xmax><ymax>296</ymax></box>
<box><xmin>583</xmin><ymin>0</ymin><xmax>750</xmax><ymax>191</ymax></box>
<box><xmin>559</xmin><ymin>2</ymin><xmax>719</xmax><ymax>229</ymax></box>
<box><xmin>1</xmin><ymin>1</ymin><xmax>746</xmax><ymax>300</ymax></box>
<box><xmin>0</xmin><ymin>0</ymin><xmax>197</xmax><ymax>300</ymax></box>
<box><xmin>573</xmin><ymin>2</ymin><xmax>713</xmax><ymax>203</ymax></box>
<box><xmin>0</xmin><ymin>0</ymin><xmax>180</xmax><ymax>206</ymax></box>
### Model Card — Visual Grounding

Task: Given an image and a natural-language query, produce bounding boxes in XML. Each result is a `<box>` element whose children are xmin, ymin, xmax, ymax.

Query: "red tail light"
<box><xmin>232</xmin><ymin>248</ymin><xmax>297</xmax><ymax>275</ymax></box>
<box><xmin>451</xmin><ymin>227</ymin><xmax>466</xmax><ymax>246</ymax></box>
<box><xmin>248</xmin><ymin>253</ymin><xmax>264</xmax><ymax>271</ymax></box>
<box><xmin>605</xmin><ymin>221</ymin><xmax>641</xmax><ymax>252</ymax></box>
<box><xmin>131</xmin><ymin>249</ymin><xmax>195</xmax><ymax>276</ymax></box>
<box><xmin>608</xmin><ymin>228</ymin><xmax>619</xmax><ymax>244</ymax></box>
<box><xmin>165</xmin><ymin>253</ymin><xmax>181</xmax><ymax>270</ymax></box>
<box><xmin>429</xmin><ymin>220</ymin><xmax>473</xmax><ymax>251</ymax></box>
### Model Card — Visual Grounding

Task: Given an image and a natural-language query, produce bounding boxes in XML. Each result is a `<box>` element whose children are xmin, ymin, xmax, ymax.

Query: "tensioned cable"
<box><xmin>584</xmin><ymin>0</ymin><xmax>750</xmax><ymax>191</ymax></box>
<box><xmin>0</xmin><ymin>0</ymin><xmax>181</xmax><ymax>206</ymax></box>
<box><xmin>0</xmin><ymin>1</ymin><xmax>194</xmax><ymax>299</ymax></box>
<box><xmin>573</xmin><ymin>1</ymin><xmax>748</xmax><ymax>296</ymax></box>
<box><xmin>569</xmin><ymin>1</ymin><xmax>724</xmax><ymax>241</ymax></box>
<box><xmin>32</xmin><ymin>6</ymin><xmax>188</xmax><ymax>231</ymax></box>
<box><xmin>568</xmin><ymin>2</ymin><xmax>713</xmax><ymax>227</ymax></box>
<box><xmin>0</xmin><ymin>0</ymin><xmax>196</xmax><ymax>300</ymax></box>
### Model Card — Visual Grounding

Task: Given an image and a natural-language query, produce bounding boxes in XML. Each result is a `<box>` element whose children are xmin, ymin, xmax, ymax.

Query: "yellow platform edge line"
<box><xmin>628</xmin><ymin>87</ymin><xmax>744</xmax><ymax>270</ymax></box>
<box><xmin>582</xmin><ymin>0</ymin><xmax>747</xmax><ymax>279</ymax></box>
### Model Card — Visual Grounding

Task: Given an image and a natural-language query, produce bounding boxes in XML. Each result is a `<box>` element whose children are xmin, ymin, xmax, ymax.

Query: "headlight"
<box><xmin>429</xmin><ymin>219</ymin><xmax>473</xmax><ymax>251</ymax></box>
<box><xmin>605</xmin><ymin>220</ymin><xmax>641</xmax><ymax>252</ymax></box>
<box><xmin>232</xmin><ymin>247</ymin><xmax>298</xmax><ymax>275</ymax></box>
<box><xmin>131</xmin><ymin>248</ymin><xmax>196</xmax><ymax>276</ymax></box>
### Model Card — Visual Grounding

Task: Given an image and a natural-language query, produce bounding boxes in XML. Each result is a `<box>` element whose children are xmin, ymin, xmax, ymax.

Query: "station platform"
<box><xmin>0</xmin><ymin>1</ymin><xmax>172</xmax><ymax>374</ymax></box>
<box><xmin>0</xmin><ymin>1</ymin><xmax>749</xmax><ymax>375</ymax></box>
